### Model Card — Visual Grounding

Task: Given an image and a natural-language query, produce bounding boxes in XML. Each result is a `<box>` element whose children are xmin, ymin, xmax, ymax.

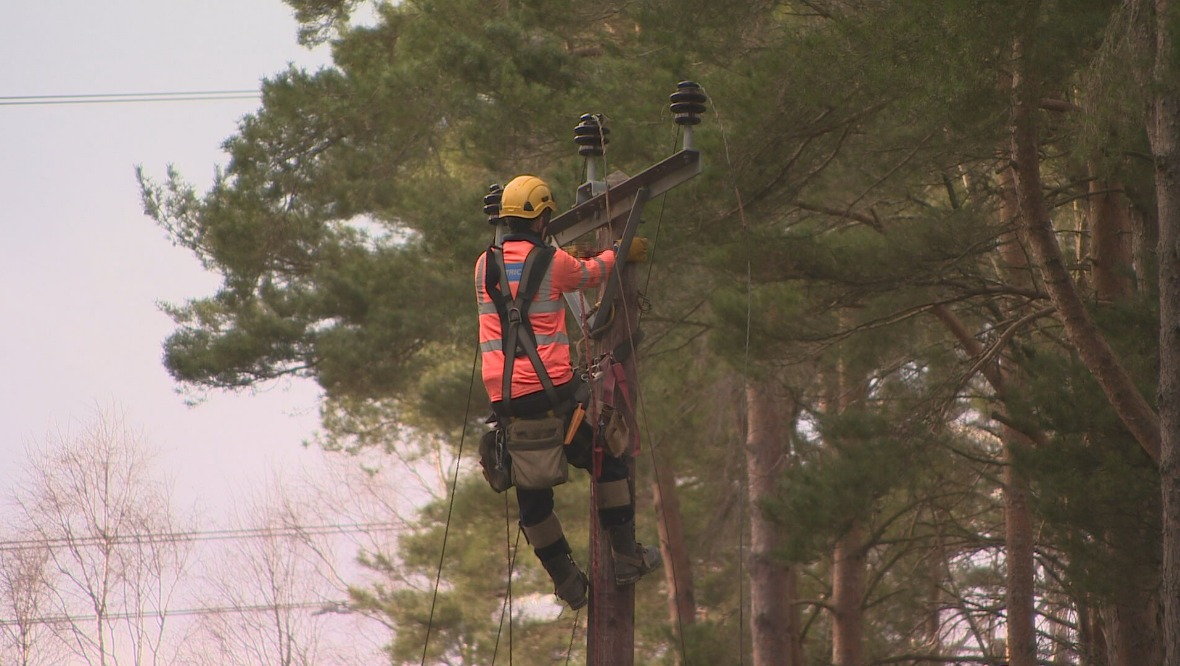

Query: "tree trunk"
<box><xmin>1102</xmin><ymin>592</ymin><xmax>1162</xmax><ymax>666</ymax></box>
<box><xmin>934</xmin><ymin>301</ymin><xmax>1041</xmax><ymax>666</ymax></box>
<box><xmin>997</xmin><ymin>165</ymin><xmax>1040</xmax><ymax>666</ymax></box>
<box><xmin>746</xmin><ymin>377</ymin><xmax>804</xmax><ymax>666</ymax></box>
<box><xmin>831</xmin><ymin>522</ymin><xmax>865</xmax><ymax>666</ymax></box>
<box><xmin>820</xmin><ymin>355</ymin><xmax>863</xmax><ymax>666</ymax></box>
<box><xmin>650</xmin><ymin>444</ymin><xmax>696</xmax><ymax>644</ymax></box>
<box><xmin>1089</xmin><ymin>177</ymin><xmax>1135</xmax><ymax>302</ymax></box>
<box><xmin>1009</xmin><ymin>12</ymin><xmax>1161</xmax><ymax>462</ymax></box>
<box><xmin>1002</xmin><ymin>427</ymin><xmax>1038</xmax><ymax>666</ymax></box>
<box><xmin>1147</xmin><ymin>0</ymin><xmax>1180</xmax><ymax>663</ymax></box>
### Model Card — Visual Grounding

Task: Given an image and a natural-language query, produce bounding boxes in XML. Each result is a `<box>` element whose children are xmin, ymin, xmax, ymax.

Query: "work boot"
<box><xmin>606</xmin><ymin>520</ymin><xmax>663</xmax><ymax>586</ymax></box>
<box><xmin>541</xmin><ymin>553</ymin><xmax>589</xmax><ymax>610</ymax></box>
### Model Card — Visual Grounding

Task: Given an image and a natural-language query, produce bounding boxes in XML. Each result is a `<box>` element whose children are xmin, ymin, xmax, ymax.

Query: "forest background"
<box><xmin>12</xmin><ymin>0</ymin><xmax>1180</xmax><ymax>664</ymax></box>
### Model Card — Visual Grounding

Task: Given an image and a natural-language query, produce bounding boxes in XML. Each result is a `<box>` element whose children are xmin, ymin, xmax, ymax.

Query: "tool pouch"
<box><xmin>478</xmin><ymin>429</ymin><xmax>513</xmax><ymax>493</ymax></box>
<box><xmin>506</xmin><ymin>415</ymin><xmax>569</xmax><ymax>489</ymax></box>
<box><xmin>601</xmin><ymin>405</ymin><xmax>631</xmax><ymax>458</ymax></box>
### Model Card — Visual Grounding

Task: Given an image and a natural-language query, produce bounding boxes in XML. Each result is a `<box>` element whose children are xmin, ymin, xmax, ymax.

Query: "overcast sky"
<box><xmin>1</xmin><ymin>2</ymin><xmax>343</xmax><ymax>513</ymax></box>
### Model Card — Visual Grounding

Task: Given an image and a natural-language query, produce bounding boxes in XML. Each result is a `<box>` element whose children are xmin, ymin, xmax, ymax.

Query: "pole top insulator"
<box><xmin>483</xmin><ymin>183</ymin><xmax>503</xmax><ymax>224</ymax></box>
<box><xmin>574</xmin><ymin>113</ymin><xmax>610</xmax><ymax>157</ymax></box>
<box><xmin>670</xmin><ymin>81</ymin><xmax>707</xmax><ymax>126</ymax></box>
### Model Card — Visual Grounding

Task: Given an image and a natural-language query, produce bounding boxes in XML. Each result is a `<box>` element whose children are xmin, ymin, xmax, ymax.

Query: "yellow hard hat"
<box><xmin>499</xmin><ymin>175</ymin><xmax>557</xmax><ymax>220</ymax></box>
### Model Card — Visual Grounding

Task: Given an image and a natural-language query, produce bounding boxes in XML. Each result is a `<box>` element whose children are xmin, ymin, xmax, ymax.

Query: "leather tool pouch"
<box><xmin>506</xmin><ymin>415</ymin><xmax>569</xmax><ymax>489</ymax></box>
<box><xmin>601</xmin><ymin>405</ymin><xmax>631</xmax><ymax>458</ymax></box>
<box><xmin>479</xmin><ymin>429</ymin><xmax>513</xmax><ymax>493</ymax></box>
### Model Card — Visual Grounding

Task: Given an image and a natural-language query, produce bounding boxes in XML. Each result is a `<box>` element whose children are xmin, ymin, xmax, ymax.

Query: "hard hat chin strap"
<box><xmin>535</xmin><ymin>209</ymin><xmax>553</xmax><ymax>240</ymax></box>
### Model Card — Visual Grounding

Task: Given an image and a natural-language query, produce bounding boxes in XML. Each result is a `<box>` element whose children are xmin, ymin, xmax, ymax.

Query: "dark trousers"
<box><xmin>493</xmin><ymin>381</ymin><xmax>634</xmax><ymax>560</ymax></box>
<box><xmin>515</xmin><ymin>421</ymin><xmax>633</xmax><ymax>560</ymax></box>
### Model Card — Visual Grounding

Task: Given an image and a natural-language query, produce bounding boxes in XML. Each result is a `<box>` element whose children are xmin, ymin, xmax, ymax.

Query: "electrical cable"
<box><xmin>0</xmin><ymin>522</ymin><xmax>401</xmax><ymax>552</ymax></box>
<box><xmin>0</xmin><ymin>600</ymin><xmax>349</xmax><ymax>626</ymax></box>
<box><xmin>0</xmin><ymin>90</ymin><xmax>260</xmax><ymax>106</ymax></box>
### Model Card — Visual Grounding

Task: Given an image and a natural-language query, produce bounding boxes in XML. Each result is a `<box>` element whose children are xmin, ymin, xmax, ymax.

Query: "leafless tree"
<box><xmin>179</xmin><ymin>472</ymin><xmax>382</xmax><ymax>666</ymax></box>
<box><xmin>9</xmin><ymin>408</ymin><xmax>194</xmax><ymax>666</ymax></box>
<box><xmin>0</xmin><ymin>539</ymin><xmax>66</xmax><ymax>665</ymax></box>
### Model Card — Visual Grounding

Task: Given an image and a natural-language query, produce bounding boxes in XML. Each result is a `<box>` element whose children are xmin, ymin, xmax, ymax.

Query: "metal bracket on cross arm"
<box><xmin>547</xmin><ymin>149</ymin><xmax>701</xmax><ymax>247</ymax></box>
<box><xmin>585</xmin><ymin>186</ymin><xmax>650</xmax><ymax>338</ymax></box>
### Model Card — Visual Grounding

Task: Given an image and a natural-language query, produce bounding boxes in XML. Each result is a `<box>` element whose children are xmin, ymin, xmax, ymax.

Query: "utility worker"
<box><xmin>475</xmin><ymin>174</ymin><xmax>662</xmax><ymax>610</ymax></box>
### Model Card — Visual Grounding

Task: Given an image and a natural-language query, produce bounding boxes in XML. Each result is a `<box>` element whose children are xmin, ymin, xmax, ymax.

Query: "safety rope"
<box><xmin>491</xmin><ymin>494</ymin><xmax>522</xmax><ymax>664</ymax></box>
<box><xmin>563</xmin><ymin>607</ymin><xmax>583</xmax><ymax>664</ymax></box>
<box><xmin>419</xmin><ymin>343</ymin><xmax>482</xmax><ymax>666</ymax></box>
<box><xmin>585</xmin><ymin>116</ymin><xmax>699</xmax><ymax>664</ymax></box>
<box><xmin>623</xmin><ymin>123</ymin><xmax>693</xmax><ymax>664</ymax></box>
<box><xmin>584</xmin><ymin>119</ymin><xmax>612</xmax><ymax>658</ymax></box>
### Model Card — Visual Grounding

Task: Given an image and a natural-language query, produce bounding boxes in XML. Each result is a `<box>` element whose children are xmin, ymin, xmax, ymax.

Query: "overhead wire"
<box><xmin>0</xmin><ymin>90</ymin><xmax>260</xmax><ymax>106</ymax></box>
<box><xmin>0</xmin><ymin>600</ymin><xmax>351</xmax><ymax>627</ymax></box>
<box><xmin>0</xmin><ymin>522</ymin><xmax>401</xmax><ymax>552</ymax></box>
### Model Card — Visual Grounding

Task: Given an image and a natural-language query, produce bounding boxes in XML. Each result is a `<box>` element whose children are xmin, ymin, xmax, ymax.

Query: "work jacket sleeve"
<box><xmin>549</xmin><ymin>247</ymin><xmax>616</xmax><ymax>294</ymax></box>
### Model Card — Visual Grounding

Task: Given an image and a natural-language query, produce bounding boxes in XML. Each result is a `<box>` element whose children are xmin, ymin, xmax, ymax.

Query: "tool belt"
<box><xmin>479</xmin><ymin>379</ymin><xmax>593</xmax><ymax>492</ymax></box>
<box><xmin>479</xmin><ymin>410</ymin><xmax>570</xmax><ymax>492</ymax></box>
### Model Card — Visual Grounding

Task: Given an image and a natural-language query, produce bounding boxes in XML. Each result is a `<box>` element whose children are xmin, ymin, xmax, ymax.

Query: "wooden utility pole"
<box><xmin>586</xmin><ymin>221</ymin><xmax>640</xmax><ymax>664</ymax></box>
<box><xmin>547</xmin><ymin>82</ymin><xmax>707</xmax><ymax>665</ymax></box>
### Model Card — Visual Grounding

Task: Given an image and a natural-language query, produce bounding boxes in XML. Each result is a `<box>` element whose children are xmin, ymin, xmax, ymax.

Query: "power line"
<box><xmin>0</xmin><ymin>600</ymin><xmax>352</xmax><ymax>627</ymax></box>
<box><xmin>0</xmin><ymin>90</ymin><xmax>260</xmax><ymax>107</ymax></box>
<box><xmin>0</xmin><ymin>522</ymin><xmax>401</xmax><ymax>552</ymax></box>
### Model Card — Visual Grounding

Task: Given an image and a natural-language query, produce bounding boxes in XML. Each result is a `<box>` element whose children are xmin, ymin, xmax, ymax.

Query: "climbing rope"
<box><xmin>419</xmin><ymin>90</ymin><xmax>721</xmax><ymax>665</ymax></box>
<box><xmin>491</xmin><ymin>495</ymin><xmax>522</xmax><ymax>664</ymax></box>
<box><xmin>702</xmin><ymin>83</ymin><xmax>752</xmax><ymax>666</ymax></box>
<box><xmin>581</xmin><ymin>116</ymin><xmax>699</xmax><ymax>664</ymax></box>
<box><xmin>563</xmin><ymin>607</ymin><xmax>583</xmax><ymax>664</ymax></box>
<box><xmin>419</xmin><ymin>342</ymin><xmax>482</xmax><ymax>666</ymax></box>
<box><xmin>615</xmin><ymin>122</ymin><xmax>693</xmax><ymax>665</ymax></box>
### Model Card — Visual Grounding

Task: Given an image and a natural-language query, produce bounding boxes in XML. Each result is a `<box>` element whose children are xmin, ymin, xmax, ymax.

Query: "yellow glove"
<box><xmin>618</xmin><ymin>237</ymin><xmax>649</xmax><ymax>263</ymax></box>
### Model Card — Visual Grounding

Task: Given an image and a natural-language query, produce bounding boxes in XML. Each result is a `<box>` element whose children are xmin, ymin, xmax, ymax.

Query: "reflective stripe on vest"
<box><xmin>475</xmin><ymin>238</ymin><xmax>616</xmax><ymax>403</ymax></box>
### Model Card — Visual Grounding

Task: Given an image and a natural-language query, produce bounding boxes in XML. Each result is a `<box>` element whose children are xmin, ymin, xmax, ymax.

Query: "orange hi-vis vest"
<box><xmin>475</xmin><ymin>235</ymin><xmax>615</xmax><ymax>405</ymax></box>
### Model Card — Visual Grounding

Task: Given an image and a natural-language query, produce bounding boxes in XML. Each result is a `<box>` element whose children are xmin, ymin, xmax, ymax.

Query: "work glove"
<box><xmin>613</xmin><ymin>237</ymin><xmax>650</xmax><ymax>263</ymax></box>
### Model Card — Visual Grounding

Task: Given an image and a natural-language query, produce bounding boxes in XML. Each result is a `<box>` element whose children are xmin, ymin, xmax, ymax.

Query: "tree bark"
<box><xmin>831</xmin><ymin>523</ymin><xmax>866</xmax><ymax>666</ymax></box>
<box><xmin>1089</xmin><ymin>177</ymin><xmax>1135</xmax><ymax>302</ymax></box>
<box><xmin>826</xmin><ymin>360</ymin><xmax>865</xmax><ymax>666</ymax></box>
<box><xmin>1102</xmin><ymin>593</ymin><xmax>1162</xmax><ymax>666</ymax></box>
<box><xmin>933</xmin><ymin>302</ymin><xmax>1040</xmax><ymax>666</ymax></box>
<box><xmin>1009</xmin><ymin>12</ymin><xmax>1162</xmax><ymax>462</ymax></box>
<box><xmin>746</xmin><ymin>377</ymin><xmax>804</xmax><ymax>666</ymax></box>
<box><xmin>650</xmin><ymin>444</ymin><xmax>696</xmax><ymax>646</ymax></box>
<box><xmin>1146</xmin><ymin>0</ymin><xmax>1180</xmax><ymax>664</ymax></box>
<box><xmin>1001</xmin><ymin>427</ymin><xmax>1038</xmax><ymax>666</ymax></box>
<box><xmin>997</xmin><ymin>166</ymin><xmax>1039</xmax><ymax>666</ymax></box>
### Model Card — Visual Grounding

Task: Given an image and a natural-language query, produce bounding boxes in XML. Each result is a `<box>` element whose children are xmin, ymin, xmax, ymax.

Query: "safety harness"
<box><xmin>483</xmin><ymin>237</ymin><xmax>562</xmax><ymax>416</ymax></box>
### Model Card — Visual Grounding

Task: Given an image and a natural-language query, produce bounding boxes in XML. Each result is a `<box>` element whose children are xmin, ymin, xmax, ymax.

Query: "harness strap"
<box><xmin>485</xmin><ymin>242</ymin><xmax>563</xmax><ymax>416</ymax></box>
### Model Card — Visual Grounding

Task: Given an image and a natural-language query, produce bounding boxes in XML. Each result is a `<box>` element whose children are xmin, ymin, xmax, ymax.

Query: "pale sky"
<box><xmin>1</xmin><ymin>2</ymin><xmax>340</xmax><ymax>513</ymax></box>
